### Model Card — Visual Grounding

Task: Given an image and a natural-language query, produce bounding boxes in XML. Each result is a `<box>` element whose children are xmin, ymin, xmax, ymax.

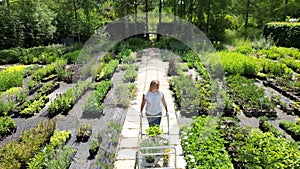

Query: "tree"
<box><xmin>17</xmin><ymin>1</ymin><xmax>56</xmax><ymax>47</ymax></box>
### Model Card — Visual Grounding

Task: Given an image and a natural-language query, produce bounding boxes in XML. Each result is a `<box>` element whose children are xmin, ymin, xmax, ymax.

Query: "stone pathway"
<box><xmin>114</xmin><ymin>48</ymin><xmax>186</xmax><ymax>169</ymax></box>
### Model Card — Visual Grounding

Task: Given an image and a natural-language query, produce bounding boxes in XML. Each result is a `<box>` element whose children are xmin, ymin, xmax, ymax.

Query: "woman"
<box><xmin>140</xmin><ymin>80</ymin><xmax>168</xmax><ymax>127</ymax></box>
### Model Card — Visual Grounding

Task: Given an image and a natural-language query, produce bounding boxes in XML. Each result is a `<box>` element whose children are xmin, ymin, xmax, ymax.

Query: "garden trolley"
<box><xmin>135</xmin><ymin>113</ymin><xmax>177</xmax><ymax>169</ymax></box>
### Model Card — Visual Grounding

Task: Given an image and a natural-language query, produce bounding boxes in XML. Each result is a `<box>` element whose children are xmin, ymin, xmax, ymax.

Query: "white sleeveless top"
<box><xmin>145</xmin><ymin>91</ymin><xmax>164</xmax><ymax>115</ymax></box>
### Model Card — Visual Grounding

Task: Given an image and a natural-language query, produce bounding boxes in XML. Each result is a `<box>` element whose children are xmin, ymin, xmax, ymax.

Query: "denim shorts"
<box><xmin>146</xmin><ymin>112</ymin><xmax>162</xmax><ymax>127</ymax></box>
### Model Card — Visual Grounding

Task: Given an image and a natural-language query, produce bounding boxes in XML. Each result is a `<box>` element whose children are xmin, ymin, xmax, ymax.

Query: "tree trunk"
<box><xmin>124</xmin><ymin>3</ymin><xmax>129</xmax><ymax>37</ymax></box>
<box><xmin>285</xmin><ymin>0</ymin><xmax>288</xmax><ymax>4</ymax></box>
<box><xmin>6</xmin><ymin>0</ymin><xmax>10</xmax><ymax>17</ymax></box>
<box><xmin>206</xmin><ymin>1</ymin><xmax>210</xmax><ymax>34</ymax></box>
<box><xmin>188</xmin><ymin>1</ymin><xmax>193</xmax><ymax>22</ymax></box>
<box><xmin>173</xmin><ymin>0</ymin><xmax>176</xmax><ymax>21</ymax></box>
<box><xmin>245</xmin><ymin>0</ymin><xmax>250</xmax><ymax>30</ymax></box>
<box><xmin>72</xmin><ymin>0</ymin><xmax>80</xmax><ymax>43</ymax></box>
<box><xmin>158</xmin><ymin>0</ymin><xmax>162</xmax><ymax>40</ymax></box>
<box><xmin>134</xmin><ymin>0</ymin><xmax>138</xmax><ymax>22</ymax></box>
<box><xmin>145</xmin><ymin>0</ymin><xmax>149</xmax><ymax>38</ymax></box>
<box><xmin>180</xmin><ymin>0</ymin><xmax>183</xmax><ymax>28</ymax></box>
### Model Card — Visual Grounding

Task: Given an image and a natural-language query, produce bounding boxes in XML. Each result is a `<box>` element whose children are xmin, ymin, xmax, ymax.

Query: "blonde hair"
<box><xmin>149</xmin><ymin>80</ymin><xmax>160</xmax><ymax>91</ymax></box>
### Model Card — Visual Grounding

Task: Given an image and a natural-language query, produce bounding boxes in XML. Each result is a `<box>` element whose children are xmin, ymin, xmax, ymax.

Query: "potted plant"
<box><xmin>145</xmin><ymin>125</ymin><xmax>162</xmax><ymax>137</ymax></box>
<box><xmin>139</xmin><ymin>125</ymin><xmax>169</xmax><ymax>168</ymax></box>
<box><xmin>140</xmin><ymin>136</ymin><xmax>169</xmax><ymax>167</ymax></box>
<box><xmin>76</xmin><ymin>123</ymin><xmax>92</xmax><ymax>142</ymax></box>
<box><xmin>89</xmin><ymin>139</ymin><xmax>99</xmax><ymax>159</ymax></box>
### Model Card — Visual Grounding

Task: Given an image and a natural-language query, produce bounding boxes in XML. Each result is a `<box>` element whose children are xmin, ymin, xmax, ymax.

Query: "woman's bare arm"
<box><xmin>140</xmin><ymin>94</ymin><xmax>146</xmax><ymax>114</ymax></box>
<box><xmin>161</xmin><ymin>95</ymin><xmax>168</xmax><ymax>113</ymax></box>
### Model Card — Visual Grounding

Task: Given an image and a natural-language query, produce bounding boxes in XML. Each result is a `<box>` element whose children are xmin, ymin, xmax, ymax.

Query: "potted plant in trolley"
<box><xmin>139</xmin><ymin>125</ymin><xmax>170</xmax><ymax>168</ymax></box>
<box><xmin>76</xmin><ymin>123</ymin><xmax>92</xmax><ymax>142</ymax></box>
<box><xmin>89</xmin><ymin>139</ymin><xmax>99</xmax><ymax>159</ymax></box>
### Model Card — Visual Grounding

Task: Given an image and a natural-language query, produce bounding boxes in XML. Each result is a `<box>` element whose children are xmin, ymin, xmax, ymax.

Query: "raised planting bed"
<box><xmin>181</xmin><ymin>115</ymin><xmax>234</xmax><ymax>169</ymax></box>
<box><xmin>279</xmin><ymin>120</ymin><xmax>300</xmax><ymax>141</ymax></box>
<box><xmin>226</xmin><ymin>75</ymin><xmax>277</xmax><ymax>118</ymax></box>
<box><xmin>220</xmin><ymin>117</ymin><xmax>300</xmax><ymax>168</ymax></box>
<box><xmin>82</xmin><ymin>80</ymin><xmax>112</xmax><ymax>119</ymax></box>
<box><xmin>48</xmin><ymin>81</ymin><xmax>90</xmax><ymax>117</ymax></box>
<box><xmin>264</xmin><ymin>79</ymin><xmax>300</xmax><ymax>102</ymax></box>
<box><xmin>258</xmin><ymin>118</ymin><xmax>285</xmax><ymax>138</ymax></box>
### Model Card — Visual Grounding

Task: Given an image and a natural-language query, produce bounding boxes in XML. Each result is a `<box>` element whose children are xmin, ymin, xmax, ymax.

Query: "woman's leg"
<box><xmin>146</xmin><ymin>112</ymin><xmax>162</xmax><ymax>127</ymax></box>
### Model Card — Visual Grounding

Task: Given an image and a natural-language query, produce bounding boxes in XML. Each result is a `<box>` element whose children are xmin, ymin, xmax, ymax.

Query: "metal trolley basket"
<box><xmin>135</xmin><ymin>113</ymin><xmax>177</xmax><ymax>169</ymax></box>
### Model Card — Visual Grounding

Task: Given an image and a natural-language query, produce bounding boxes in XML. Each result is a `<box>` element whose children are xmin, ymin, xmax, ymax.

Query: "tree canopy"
<box><xmin>0</xmin><ymin>0</ymin><xmax>299</xmax><ymax>49</ymax></box>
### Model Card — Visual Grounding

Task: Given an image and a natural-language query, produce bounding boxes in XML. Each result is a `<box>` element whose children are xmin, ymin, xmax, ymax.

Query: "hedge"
<box><xmin>264</xmin><ymin>22</ymin><xmax>300</xmax><ymax>48</ymax></box>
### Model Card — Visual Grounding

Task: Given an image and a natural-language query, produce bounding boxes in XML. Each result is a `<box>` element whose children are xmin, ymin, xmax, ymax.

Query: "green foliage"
<box><xmin>122</xmin><ymin>52</ymin><xmax>137</xmax><ymax>64</ymax></box>
<box><xmin>96</xmin><ymin>60</ymin><xmax>118</xmax><ymax>81</ymax></box>
<box><xmin>181</xmin><ymin>115</ymin><xmax>233</xmax><ymax>169</ymax></box>
<box><xmin>89</xmin><ymin>139</ymin><xmax>99</xmax><ymax>151</ymax></box>
<box><xmin>62</xmin><ymin>50</ymin><xmax>80</xmax><ymax>64</ymax></box>
<box><xmin>50</xmin><ymin>130</ymin><xmax>71</xmax><ymax>148</ymax></box>
<box><xmin>83</xmin><ymin>80</ymin><xmax>111</xmax><ymax>117</ymax></box>
<box><xmin>20</xmin><ymin>95</ymin><xmax>48</xmax><ymax>116</ymax></box>
<box><xmin>76</xmin><ymin>123</ymin><xmax>92</xmax><ymax>139</ymax></box>
<box><xmin>0</xmin><ymin>48</ymin><xmax>23</xmax><ymax>64</ymax></box>
<box><xmin>43</xmin><ymin>146</ymin><xmax>77</xmax><ymax>169</ymax></box>
<box><xmin>114</xmin><ymin>37</ymin><xmax>152</xmax><ymax>52</ymax></box>
<box><xmin>172</xmin><ymin>74</ymin><xmax>201</xmax><ymax>110</ymax></box>
<box><xmin>48</xmin><ymin>81</ymin><xmax>90</xmax><ymax>116</ymax></box>
<box><xmin>116</xmin><ymin>49</ymin><xmax>132</xmax><ymax>60</ymax></box>
<box><xmin>280</xmin><ymin>121</ymin><xmax>300</xmax><ymax>138</ymax></box>
<box><xmin>258</xmin><ymin>49</ymin><xmax>282</xmax><ymax>60</ymax></box>
<box><xmin>95</xmin><ymin>122</ymin><xmax>122</xmax><ymax>168</ymax></box>
<box><xmin>264</xmin><ymin>22</ymin><xmax>300</xmax><ymax>48</ymax></box>
<box><xmin>0</xmin><ymin>87</ymin><xmax>27</xmax><ymax>114</ymax></box>
<box><xmin>0</xmin><ymin>116</ymin><xmax>16</xmax><ymax>135</ymax></box>
<box><xmin>236</xmin><ymin>129</ymin><xmax>300</xmax><ymax>168</ymax></box>
<box><xmin>0</xmin><ymin>120</ymin><xmax>56</xmax><ymax>169</ymax></box>
<box><xmin>259</xmin><ymin>118</ymin><xmax>285</xmax><ymax>138</ymax></box>
<box><xmin>113</xmin><ymin>82</ymin><xmax>136</xmax><ymax>108</ymax></box>
<box><xmin>28</xmin><ymin>130</ymin><xmax>72</xmax><ymax>169</ymax></box>
<box><xmin>122</xmin><ymin>65</ymin><xmax>138</xmax><ymax>83</ymax></box>
<box><xmin>258</xmin><ymin>58</ymin><xmax>293</xmax><ymax>78</ymax></box>
<box><xmin>226</xmin><ymin>75</ymin><xmax>276</xmax><ymax>116</ymax></box>
<box><xmin>146</xmin><ymin>125</ymin><xmax>163</xmax><ymax>137</ymax></box>
<box><xmin>0</xmin><ymin>70</ymin><xmax>23</xmax><ymax>92</ymax></box>
<box><xmin>219</xmin><ymin>51</ymin><xmax>260</xmax><ymax>78</ymax></box>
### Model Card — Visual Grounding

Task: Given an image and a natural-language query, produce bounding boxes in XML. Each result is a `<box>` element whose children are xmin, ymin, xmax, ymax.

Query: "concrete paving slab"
<box><xmin>119</xmin><ymin>138</ymin><xmax>139</xmax><ymax>148</ymax></box>
<box><xmin>121</xmin><ymin>128</ymin><xmax>139</xmax><ymax>138</ymax></box>
<box><xmin>116</xmin><ymin>148</ymin><xmax>137</xmax><ymax>160</ymax></box>
<box><xmin>114</xmin><ymin>160</ymin><xmax>136</xmax><ymax>169</ymax></box>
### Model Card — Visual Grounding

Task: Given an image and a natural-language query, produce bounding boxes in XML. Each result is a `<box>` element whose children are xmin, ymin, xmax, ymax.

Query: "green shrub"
<box><xmin>236</xmin><ymin>128</ymin><xmax>300</xmax><ymax>168</ymax></box>
<box><xmin>62</xmin><ymin>50</ymin><xmax>80</xmax><ymax>64</ymax></box>
<box><xmin>264</xmin><ymin>22</ymin><xmax>300</xmax><ymax>48</ymax></box>
<box><xmin>219</xmin><ymin>51</ymin><xmax>260</xmax><ymax>77</ymax></box>
<box><xmin>0</xmin><ymin>70</ymin><xmax>23</xmax><ymax>92</ymax></box>
<box><xmin>0</xmin><ymin>48</ymin><xmax>23</xmax><ymax>64</ymax></box>
<box><xmin>181</xmin><ymin>115</ymin><xmax>233</xmax><ymax>169</ymax></box>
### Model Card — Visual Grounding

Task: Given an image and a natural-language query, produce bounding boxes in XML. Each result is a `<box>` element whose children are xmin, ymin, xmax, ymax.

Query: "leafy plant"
<box><xmin>0</xmin><ymin>120</ymin><xmax>56</xmax><ymax>169</ymax></box>
<box><xmin>76</xmin><ymin>123</ymin><xmax>92</xmax><ymax>142</ymax></box>
<box><xmin>122</xmin><ymin>65</ymin><xmax>138</xmax><ymax>83</ymax></box>
<box><xmin>181</xmin><ymin>115</ymin><xmax>234</xmax><ymax>169</ymax></box>
<box><xmin>50</xmin><ymin>130</ymin><xmax>71</xmax><ymax>148</ymax></box>
<box><xmin>82</xmin><ymin>80</ymin><xmax>111</xmax><ymax>118</ymax></box>
<box><xmin>95</xmin><ymin>122</ymin><xmax>122</xmax><ymax>168</ymax></box>
<box><xmin>146</xmin><ymin>125</ymin><xmax>163</xmax><ymax>137</ymax></box>
<box><xmin>0</xmin><ymin>116</ymin><xmax>16</xmax><ymax>135</ymax></box>
<box><xmin>89</xmin><ymin>139</ymin><xmax>100</xmax><ymax>158</ymax></box>
<box><xmin>236</xmin><ymin>128</ymin><xmax>300</xmax><ymax>168</ymax></box>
